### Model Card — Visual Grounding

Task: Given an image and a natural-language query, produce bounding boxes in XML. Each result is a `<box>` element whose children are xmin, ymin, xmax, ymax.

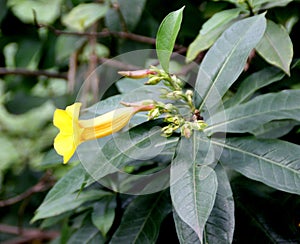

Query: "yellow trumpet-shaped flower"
<box><xmin>53</xmin><ymin>102</ymin><xmax>154</xmax><ymax>164</ymax></box>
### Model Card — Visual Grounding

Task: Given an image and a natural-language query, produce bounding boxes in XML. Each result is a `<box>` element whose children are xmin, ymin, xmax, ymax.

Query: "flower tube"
<box><xmin>53</xmin><ymin>102</ymin><xmax>153</xmax><ymax>164</ymax></box>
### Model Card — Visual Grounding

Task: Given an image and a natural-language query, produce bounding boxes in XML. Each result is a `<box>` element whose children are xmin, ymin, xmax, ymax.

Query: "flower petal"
<box><xmin>54</xmin><ymin>133</ymin><xmax>77</xmax><ymax>164</ymax></box>
<box><xmin>53</xmin><ymin>109</ymin><xmax>72</xmax><ymax>134</ymax></box>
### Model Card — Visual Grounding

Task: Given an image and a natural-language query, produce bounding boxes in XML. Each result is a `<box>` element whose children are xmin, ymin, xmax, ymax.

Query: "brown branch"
<box><xmin>0</xmin><ymin>67</ymin><xmax>67</xmax><ymax>79</ymax></box>
<box><xmin>0</xmin><ymin>224</ymin><xmax>59</xmax><ymax>244</ymax></box>
<box><xmin>36</xmin><ymin>23</ymin><xmax>186</xmax><ymax>50</ymax></box>
<box><xmin>0</xmin><ymin>171</ymin><xmax>55</xmax><ymax>208</ymax></box>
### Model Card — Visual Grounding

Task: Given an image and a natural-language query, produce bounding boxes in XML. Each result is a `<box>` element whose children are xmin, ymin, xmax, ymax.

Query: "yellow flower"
<box><xmin>53</xmin><ymin>102</ymin><xmax>154</xmax><ymax>164</ymax></box>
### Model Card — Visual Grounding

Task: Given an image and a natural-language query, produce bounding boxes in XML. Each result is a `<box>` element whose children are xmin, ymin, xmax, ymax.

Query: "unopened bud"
<box><xmin>145</xmin><ymin>76</ymin><xmax>162</xmax><ymax>85</ymax></box>
<box><xmin>181</xmin><ymin>124</ymin><xmax>192</xmax><ymax>138</ymax></box>
<box><xmin>118</xmin><ymin>69</ymin><xmax>156</xmax><ymax>79</ymax></box>
<box><xmin>148</xmin><ymin>108</ymin><xmax>160</xmax><ymax>119</ymax></box>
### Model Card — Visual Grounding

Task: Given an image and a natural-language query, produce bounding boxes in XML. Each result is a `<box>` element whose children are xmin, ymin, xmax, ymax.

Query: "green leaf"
<box><xmin>55</xmin><ymin>35</ymin><xmax>86</xmax><ymax>63</ymax></box>
<box><xmin>206</xmin><ymin>90</ymin><xmax>300</xmax><ymax>135</ymax></box>
<box><xmin>62</xmin><ymin>3</ymin><xmax>108</xmax><ymax>31</ymax></box>
<box><xmin>250</xmin><ymin>120</ymin><xmax>299</xmax><ymax>139</ymax></box>
<box><xmin>110</xmin><ymin>191</ymin><xmax>171</xmax><ymax>244</ymax></box>
<box><xmin>250</xmin><ymin>0</ymin><xmax>293</xmax><ymax>11</ymax></box>
<box><xmin>170</xmin><ymin>135</ymin><xmax>218</xmax><ymax>241</ymax></box>
<box><xmin>32</xmin><ymin>190</ymin><xmax>108</xmax><ymax>222</ymax></box>
<box><xmin>186</xmin><ymin>8</ymin><xmax>242</xmax><ymax>62</ymax></box>
<box><xmin>91</xmin><ymin>195</ymin><xmax>116</xmax><ymax>237</ymax></box>
<box><xmin>173</xmin><ymin>210</ymin><xmax>201</xmax><ymax>244</ymax></box>
<box><xmin>105</xmin><ymin>0</ymin><xmax>147</xmax><ymax>32</ymax></box>
<box><xmin>256</xmin><ymin>20</ymin><xmax>293</xmax><ymax>75</ymax></box>
<box><xmin>194</xmin><ymin>14</ymin><xmax>266</xmax><ymax>111</ymax></box>
<box><xmin>79</xmin><ymin>120</ymin><xmax>178</xmax><ymax>193</ymax></box>
<box><xmin>7</xmin><ymin>0</ymin><xmax>62</xmax><ymax>24</ymax></box>
<box><xmin>67</xmin><ymin>222</ymin><xmax>104</xmax><ymax>244</ymax></box>
<box><xmin>116</xmin><ymin>78</ymin><xmax>145</xmax><ymax>94</ymax></box>
<box><xmin>205</xmin><ymin>164</ymin><xmax>235</xmax><ymax>244</ymax></box>
<box><xmin>156</xmin><ymin>7</ymin><xmax>185</xmax><ymax>72</ymax></box>
<box><xmin>224</xmin><ymin>66</ymin><xmax>285</xmax><ymax>108</ymax></box>
<box><xmin>215</xmin><ymin>137</ymin><xmax>300</xmax><ymax>194</ymax></box>
<box><xmin>43</xmin><ymin>164</ymin><xmax>87</xmax><ymax>203</ymax></box>
<box><xmin>118</xmin><ymin>0</ymin><xmax>147</xmax><ymax>31</ymax></box>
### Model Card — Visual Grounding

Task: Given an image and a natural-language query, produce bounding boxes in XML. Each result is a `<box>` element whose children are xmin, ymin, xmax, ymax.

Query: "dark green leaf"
<box><xmin>110</xmin><ymin>191</ymin><xmax>171</xmax><ymax>244</ymax></box>
<box><xmin>215</xmin><ymin>137</ymin><xmax>300</xmax><ymax>194</ymax></box>
<box><xmin>156</xmin><ymin>7</ymin><xmax>185</xmax><ymax>72</ymax></box>
<box><xmin>43</xmin><ymin>164</ymin><xmax>87</xmax><ymax>203</ymax></box>
<box><xmin>256</xmin><ymin>20</ymin><xmax>293</xmax><ymax>75</ymax></box>
<box><xmin>194</xmin><ymin>14</ymin><xmax>266</xmax><ymax>111</ymax></box>
<box><xmin>67</xmin><ymin>222</ymin><xmax>104</xmax><ymax>244</ymax></box>
<box><xmin>91</xmin><ymin>195</ymin><xmax>116</xmax><ymax>237</ymax></box>
<box><xmin>250</xmin><ymin>120</ymin><xmax>299</xmax><ymax>139</ymax></box>
<box><xmin>206</xmin><ymin>90</ymin><xmax>300</xmax><ymax>135</ymax></box>
<box><xmin>32</xmin><ymin>190</ymin><xmax>108</xmax><ymax>221</ymax></box>
<box><xmin>224</xmin><ymin>66</ymin><xmax>285</xmax><ymax>108</ymax></box>
<box><xmin>205</xmin><ymin>164</ymin><xmax>235</xmax><ymax>244</ymax></box>
<box><xmin>79</xmin><ymin>120</ymin><xmax>178</xmax><ymax>194</ymax></box>
<box><xmin>173</xmin><ymin>210</ymin><xmax>200</xmax><ymax>244</ymax></box>
<box><xmin>170</xmin><ymin>134</ymin><xmax>218</xmax><ymax>241</ymax></box>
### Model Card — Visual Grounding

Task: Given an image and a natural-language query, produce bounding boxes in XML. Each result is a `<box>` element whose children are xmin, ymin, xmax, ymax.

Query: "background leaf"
<box><xmin>186</xmin><ymin>8</ymin><xmax>242</xmax><ymax>62</ymax></box>
<box><xmin>7</xmin><ymin>0</ymin><xmax>62</xmax><ymax>24</ymax></box>
<box><xmin>205</xmin><ymin>164</ymin><xmax>235</xmax><ymax>244</ymax></box>
<box><xmin>105</xmin><ymin>0</ymin><xmax>147</xmax><ymax>32</ymax></box>
<box><xmin>256</xmin><ymin>20</ymin><xmax>293</xmax><ymax>75</ymax></box>
<box><xmin>110</xmin><ymin>191</ymin><xmax>171</xmax><ymax>244</ymax></box>
<box><xmin>194</xmin><ymin>14</ymin><xmax>266</xmax><ymax>111</ymax></box>
<box><xmin>67</xmin><ymin>222</ymin><xmax>104</xmax><ymax>244</ymax></box>
<box><xmin>91</xmin><ymin>195</ymin><xmax>116</xmax><ymax>237</ymax></box>
<box><xmin>156</xmin><ymin>7</ymin><xmax>185</xmax><ymax>72</ymax></box>
<box><xmin>62</xmin><ymin>3</ymin><xmax>108</xmax><ymax>31</ymax></box>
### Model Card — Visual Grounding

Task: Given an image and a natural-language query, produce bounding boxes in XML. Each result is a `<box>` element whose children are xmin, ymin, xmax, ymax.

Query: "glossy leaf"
<box><xmin>110</xmin><ymin>191</ymin><xmax>171</xmax><ymax>243</ymax></box>
<box><xmin>250</xmin><ymin>120</ymin><xmax>299</xmax><ymax>139</ymax></box>
<box><xmin>205</xmin><ymin>164</ymin><xmax>235</xmax><ymax>244</ymax></box>
<box><xmin>43</xmin><ymin>164</ymin><xmax>87</xmax><ymax>203</ymax></box>
<box><xmin>194</xmin><ymin>14</ymin><xmax>266</xmax><ymax>111</ymax></box>
<box><xmin>79</xmin><ymin>120</ymin><xmax>178</xmax><ymax>191</ymax></box>
<box><xmin>67</xmin><ymin>223</ymin><xmax>104</xmax><ymax>244</ymax></box>
<box><xmin>32</xmin><ymin>190</ymin><xmax>108</xmax><ymax>221</ymax></box>
<box><xmin>224</xmin><ymin>66</ymin><xmax>285</xmax><ymax>108</ymax></box>
<box><xmin>170</xmin><ymin>135</ymin><xmax>218</xmax><ymax>242</ymax></box>
<box><xmin>186</xmin><ymin>8</ymin><xmax>241</xmax><ymax>62</ymax></box>
<box><xmin>62</xmin><ymin>3</ymin><xmax>108</xmax><ymax>31</ymax></box>
<box><xmin>256</xmin><ymin>20</ymin><xmax>293</xmax><ymax>75</ymax></box>
<box><xmin>156</xmin><ymin>7</ymin><xmax>184</xmax><ymax>72</ymax></box>
<box><xmin>91</xmin><ymin>195</ymin><xmax>116</xmax><ymax>237</ymax></box>
<box><xmin>206</xmin><ymin>90</ymin><xmax>300</xmax><ymax>135</ymax></box>
<box><xmin>215</xmin><ymin>137</ymin><xmax>300</xmax><ymax>194</ymax></box>
<box><xmin>173</xmin><ymin>210</ymin><xmax>200</xmax><ymax>244</ymax></box>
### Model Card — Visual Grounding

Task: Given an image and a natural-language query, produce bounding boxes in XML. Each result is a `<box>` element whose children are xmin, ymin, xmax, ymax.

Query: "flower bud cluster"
<box><xmin>118</xmin><ymin>67</ymin><xmax>207</xmax><ymax>138</ymax></box>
